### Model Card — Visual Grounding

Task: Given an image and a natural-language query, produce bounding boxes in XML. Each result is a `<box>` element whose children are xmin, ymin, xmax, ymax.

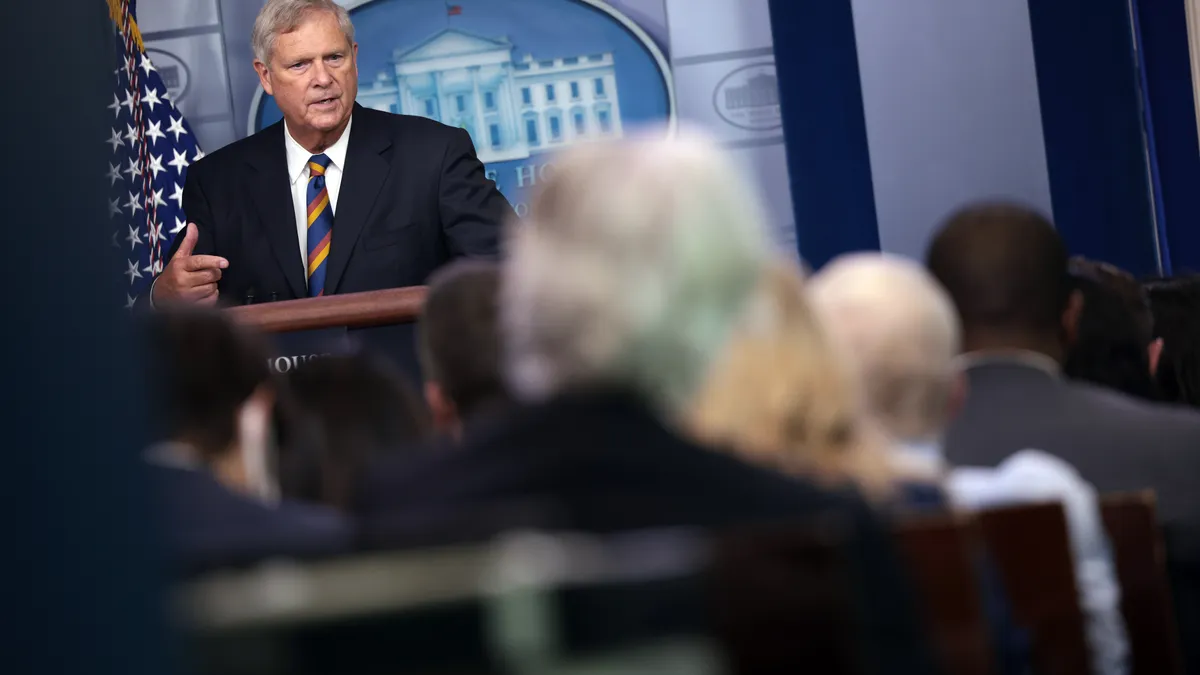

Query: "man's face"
<box><xmin>255</xmin><ymin>11</ymin><xmax>358</xmax><ymax>140</ymax></box>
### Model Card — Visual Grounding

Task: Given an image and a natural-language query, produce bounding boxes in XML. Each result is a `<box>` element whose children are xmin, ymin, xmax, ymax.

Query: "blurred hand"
<box><xmin>151</xmin><ymin>223</ymin><xmax>228</xmax><ymax>306</ymax></box>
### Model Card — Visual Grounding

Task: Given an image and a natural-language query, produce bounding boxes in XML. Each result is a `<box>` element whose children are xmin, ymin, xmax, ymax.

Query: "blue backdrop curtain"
<box><xmin>1132</xmin><ymin>0</ymin><xmax>1200</xmax><ymax>275</ymax></box>
<box><xmin>768</xmin><ymin>0</ymin><xmax>1169</xmax><ymax>277</ymax></box>
<box><xmin>767</xmin><ymin>0</ymin><xmax>879</xmax><ymax>270</ymax></box>
<box><xmin>998</xmin><ymin>0</ymin><xmax>1161</xmax><ymax>277</ymax></box>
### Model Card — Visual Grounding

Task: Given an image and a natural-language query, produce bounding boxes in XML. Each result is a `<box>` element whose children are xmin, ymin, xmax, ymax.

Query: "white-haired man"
<box><xmin>151</xmin><ymin>0</ymin><xmax>511</xmax><ymax>307</ymax></box>
<box><xmin>807</xmin><ymin>253</ymin><xmax>965</xmax><ymax>479</ymax></box>
<box><xmin>809</xmin><ymin>253</ymin><xmax>1129</xmax><ymax>675</ymax></box>
<box><xmin>358</xmin><ymin>133</ymin><xmax>940</xmax><ymax>675</ymax></box>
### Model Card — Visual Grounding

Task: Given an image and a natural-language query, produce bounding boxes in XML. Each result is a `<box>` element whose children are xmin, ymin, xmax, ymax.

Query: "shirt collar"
<box><xmin>954</xmin><ymin>349</ymin><xmax>1061</xmax><ymax>377</ymax></box>
<box><xmin>284</xmin><ymin>115</ymin><xmax>353</xmax><ymax>185</ymax></box>
<box><xmin>891</xmin><ymin>438</ymin><xmax>948</xmax><ymax>478</ymax></box>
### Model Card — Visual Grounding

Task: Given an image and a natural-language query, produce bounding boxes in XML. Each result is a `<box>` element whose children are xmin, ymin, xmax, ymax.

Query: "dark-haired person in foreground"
<box><xmin>1145</xmin><ymin>275</ymin><xmax>1200</xmax><ymax>409</ymax></box>
<box><xmin>142</xmin><ymin>309</ymin><xmax>350</xmax><ymax>575</ymax></box>
<box><xmin>277</xmin><ymin>353</ymin><xmax>429</xmax><ymax>510</ymax></box>
<box><xmin>417</xmin><ymin>260</ymin><xmax>510</xmax><ymax>438</ymax></box>
<box><xmin>1064</xmin><ymin>257</ymin><xmax>1161</xmax><ymax>401</ymax></box>
<box><xmin>927</xmin><ymin>202</ymin><xmax>1200</xmax><ymax>673</ymax></box>
<box><xmin>359</xmin><ymin>133</ymin><xmax>939</xmax><ymax>675</ymax></box>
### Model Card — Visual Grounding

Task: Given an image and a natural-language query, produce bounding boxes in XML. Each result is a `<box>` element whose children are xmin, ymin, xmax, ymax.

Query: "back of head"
<box><xmin>1064</xmin><ymin>258</ymin><xmax>1158</xmax><ymax>400</ymax></box>
<box><xmin>691</xmin><ymin>258</ymin><xmax>895</xmax><ymax>500</ymax></box>
<box><xmin>503</xmin><ymin>130</ymin><xmax>770</xmax><ymax>416</ymax></box>
<box><xmin>418</xmin><ymin>260</ymin><xmax>507</xmax><ymax>423</ymax></box>
<box><xmin>1145</xmin><ymin>276</ymin><xmax>1200</xmax><ymax>406</ymax></box>
<box><xmin>925</xmin><ymin>202</ymin><xmax>1070</xmax><ymax>351</ymax></box>
<box><xmin>808</xmin><ymin>253</ymin><xmax>961</xmax><ymax>443</ymax></box>
<box><xmin>281</xmin><ymin>353</ymin><xmax>428</xmax><ymax>509</ymax></box>
<box><xmin>143</xmin><ymin>307</ymin><xmax>272</xmax><ymax>463</ymax></box>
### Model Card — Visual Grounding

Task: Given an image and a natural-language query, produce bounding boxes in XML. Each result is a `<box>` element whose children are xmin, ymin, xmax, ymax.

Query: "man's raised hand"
<box><xmin>151</xmin><ymin>223</ymin><xmax>229</xmax><ymax>306</ymax></box>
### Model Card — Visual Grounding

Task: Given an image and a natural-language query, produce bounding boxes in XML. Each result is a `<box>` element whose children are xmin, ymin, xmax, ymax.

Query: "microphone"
<box><xmin>243</xmin><ymin>287</ymin><xmax>256</xmax><ymax>305</ymax></box>
<box><xmin>269</xmin><ymin>292</ymin><xmax>279</xmax><ymax>303</ymax></box>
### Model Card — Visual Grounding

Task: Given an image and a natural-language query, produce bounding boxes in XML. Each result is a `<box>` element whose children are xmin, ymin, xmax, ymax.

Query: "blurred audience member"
<box><xmin>1065</xmin><ymin>257</ymin><xmax>1160</xmax><ymax>401</ymax></box>
<box><xmin>1145</xmin><ymin>275</ymin><xmax>1200</xmax><ymax>408</ymax></box>
<box><xmin>928</xmin><ymin>203</ymin><xmax>1200</xmax><ymax>671</ymax></box>
<box><xmin>926</xmin><ymin>202</ymin><xmax>1200</xmax><ymax>501</ymax></box>
<box><xmin>279</xmin><ymin>353</ymin><xmax>429</xmax><ymax>510</ymax></box>
<box><xmin>690</xmin><ymin>258</ymin><xmax>897</xmax><ymax>502</ymax></box>
<box><xmin>418</xmin><ymin>260</ymin><xmax>509</xmax><ymax>437</ymax></box>
<box><xmin>358</xmin><ymin>132</ymin><xmax>939</xmax><ymax>675</ymax></box>
<box><xmin>810</xmin><ymin>252</ymin><xmax>1126</xmax><ymax>675</ymax></box>
<box><xmin>142</xmin><ymin>308</ymin><xmax>350</xmax><ymax>574</ymax></box>
<box><xmin>808</xmin><ymin>253</ymin><xmax>962</xmax><ymax>503</ymax></box>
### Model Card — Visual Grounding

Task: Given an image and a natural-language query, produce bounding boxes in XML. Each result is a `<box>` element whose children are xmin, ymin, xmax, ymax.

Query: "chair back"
<box><xmin>895</xmin><ymin>513</ymin><xmax>995</xmax><ymax>675</ymax></box>
<box><xmin>976</xmin><ymin>501</ymin><xmax>1091</xmax><ymax>675</ymax></box>
<box><xmin>710</xmin><ymin>516</ymin><xmax>862</xmax><ymax>675</ymax></box>
<box><xmin>1100</xmin><ymin>491</ymin><xmax>1183</xmax><ymax>675</ymax></box>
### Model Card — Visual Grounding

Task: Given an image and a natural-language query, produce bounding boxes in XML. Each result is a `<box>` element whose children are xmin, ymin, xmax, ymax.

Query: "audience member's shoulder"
<box><xmin>273</xmin><ymin>498</ymin><xmax>354</xmax><ymax>542</ymax></box>
<box><xmin>644</xmin><ymin>423</ymin><xmax>877</xmax><ymax>522</ymax></box>
<box><xmin>1068</xmin><ymin>377</ymin><xmax>1200</xmax><ymax>430</ymax></box>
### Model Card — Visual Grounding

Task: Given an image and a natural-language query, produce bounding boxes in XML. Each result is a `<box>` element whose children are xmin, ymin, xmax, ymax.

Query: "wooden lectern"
<box><xmin>222</xmin><ymin>286</ymin><xmax>429</xmax><ymax>382</ymax></box>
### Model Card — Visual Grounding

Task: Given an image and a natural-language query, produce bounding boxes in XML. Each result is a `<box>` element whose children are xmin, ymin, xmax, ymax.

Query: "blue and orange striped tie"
<box><xmin>306</xmin><ymin>154</ymin><xmax>334</xmax><ymax>297</ymax></box>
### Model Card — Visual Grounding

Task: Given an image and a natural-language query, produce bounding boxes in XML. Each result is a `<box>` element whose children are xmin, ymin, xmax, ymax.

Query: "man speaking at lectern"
<box><xmin>151</xmin><ymin>0</ymin><xmax>512</xmax><ymax>306</ymax></box>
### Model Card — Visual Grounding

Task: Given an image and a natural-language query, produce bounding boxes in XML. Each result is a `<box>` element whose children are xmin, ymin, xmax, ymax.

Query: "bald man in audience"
<box><xmin>926</xmin><ymin>202</ymin><xmax>1200</xmax><ymax>671</ymax></box>
<box><xmin>810</xmin><ymin>252</ymin><xmax>1127</xmax><ymax>675</ymax></box>
<box><xmin>808</xmin><ymin>253</ymin><xmax>963</xmax><ymax>483</ymax></box>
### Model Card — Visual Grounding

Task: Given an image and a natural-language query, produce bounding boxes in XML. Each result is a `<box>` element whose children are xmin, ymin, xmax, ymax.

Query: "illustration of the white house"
<box><xmin>724</xmin><ymin>73</ymin><xmax>779</xmax><ymax>110</ymax></box>
<box><xmin>359</xmin><ymin>29</ymin><xmax>624</xmax><ymax>164</ymax></box>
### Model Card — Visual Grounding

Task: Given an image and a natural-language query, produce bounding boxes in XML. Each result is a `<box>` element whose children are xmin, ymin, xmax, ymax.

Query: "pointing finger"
<box><xmin>183</xmin><ymin>255</ymin><xmax>229</xmax><ymax>272</ymax></box>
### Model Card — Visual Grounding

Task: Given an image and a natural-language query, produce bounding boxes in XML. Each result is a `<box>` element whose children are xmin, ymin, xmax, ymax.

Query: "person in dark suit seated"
<box><xmin>416</xmin><ymin>259</ymin><xmax>511</xmax><ymax>439</ymax></box>
<box><xmin>807</xmin><ymin>252</ymin><xmax>1140</xmax><ymax>674</ymax></box>
<box><xmin>276</xmin><ymin>352</ymin><xmax>429</xmax><ymax>510</ymax></box>
<box><xmin>142</xmin><ymin>308</ymin><xmax>350</xmax><ymax>575</ymax></box>
<box><xmin>149</xmin><ymin>0</ymin><xmax>512</xmax><ymax>306</ymax></box>
<box><xmin>926</xmin><ymin>202</ymin><xmax>1200</xmax><ymax>672</ymax></box>
<box><xmin>357</xmin><ymin>133</ymin><xmax>939</xmax><ymax>675</ymax></box>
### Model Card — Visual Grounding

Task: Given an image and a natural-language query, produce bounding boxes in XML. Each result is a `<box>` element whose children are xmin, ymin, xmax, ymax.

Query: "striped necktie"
<box><xmin>306</xmin><ymin>153</ymin><xmax>334</xmax><ymax>297</ymax></box>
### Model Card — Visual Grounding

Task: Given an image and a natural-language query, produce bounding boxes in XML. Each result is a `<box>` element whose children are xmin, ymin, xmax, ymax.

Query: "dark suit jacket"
<box><xmin>162</xmin><ymin>104</ymin><xmax>512</xmax><ymax>303</ymax></box>
<box><xmin>357</xmin><ymin>390</ymin><xmax>940</xmax><ymax>675</ymax></box>
<box><xmin>945</xmin><ymin>361</ymin><xmax>1200</xmax><ymax>673</ymax></box>
<box><xmin>148</xmin><ymin>464</ymin><xmax>352</xmax><ymax>575</ymax></box>
<box><xmin>945</xmin><ymin>361</ymin><xmax>1200</xmax><ymax>545</ymax></box>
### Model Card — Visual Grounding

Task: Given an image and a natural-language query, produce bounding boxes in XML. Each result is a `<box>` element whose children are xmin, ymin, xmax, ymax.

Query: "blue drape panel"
<box><xmin>1132</xmin><ymin>0</ymin><xmax>1200</xmax><ymax>274</ymax></box>
<box><xmin>766</xmin><ymin>0</ymin><xmax>880</xmax><ymax>270</ymax></box>
<box><xmin>1026</xmin><ymin>0</ymin><xmax>1162</xmax><ymax>277</ymax></box>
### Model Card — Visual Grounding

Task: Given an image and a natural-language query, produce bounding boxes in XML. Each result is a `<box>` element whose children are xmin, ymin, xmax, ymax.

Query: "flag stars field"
<box><xmin>107</xmin><ymin>10</ymin><xmax>203</xmax><ymax>307</ymax></box>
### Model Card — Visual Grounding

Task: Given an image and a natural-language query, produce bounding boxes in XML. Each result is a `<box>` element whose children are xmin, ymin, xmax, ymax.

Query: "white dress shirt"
<box><xmin>284</xmin><ymin>116</ymin><xmax>352</xmax><ymax>284</ymax></box>
<box><xmin>149</xmin><ymin>117</ymin><xmax>354</xmax><ymax>304</ymax></box>
<box><xmin>948</xmin><ymin>449</ymin><xmax>1130</xmax><ymax>675</ymax></box>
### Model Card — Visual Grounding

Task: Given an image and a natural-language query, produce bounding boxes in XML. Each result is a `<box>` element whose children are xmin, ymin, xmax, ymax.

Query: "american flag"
<box><xmin>106</xmin><ymin>0</ymin><xmax>203</xmax><ymax>308</ymax></box>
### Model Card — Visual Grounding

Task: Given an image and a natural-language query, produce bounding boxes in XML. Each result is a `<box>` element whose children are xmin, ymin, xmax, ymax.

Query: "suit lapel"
<box><xmin>327</xmin><ymin>107</ymin><xmax>393</xmax><ymax>294</ymax></box>
<box><xmin>246</xmin><ymin>123</ymin><xmax>306</xmax><ymax>298</ymax></box>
